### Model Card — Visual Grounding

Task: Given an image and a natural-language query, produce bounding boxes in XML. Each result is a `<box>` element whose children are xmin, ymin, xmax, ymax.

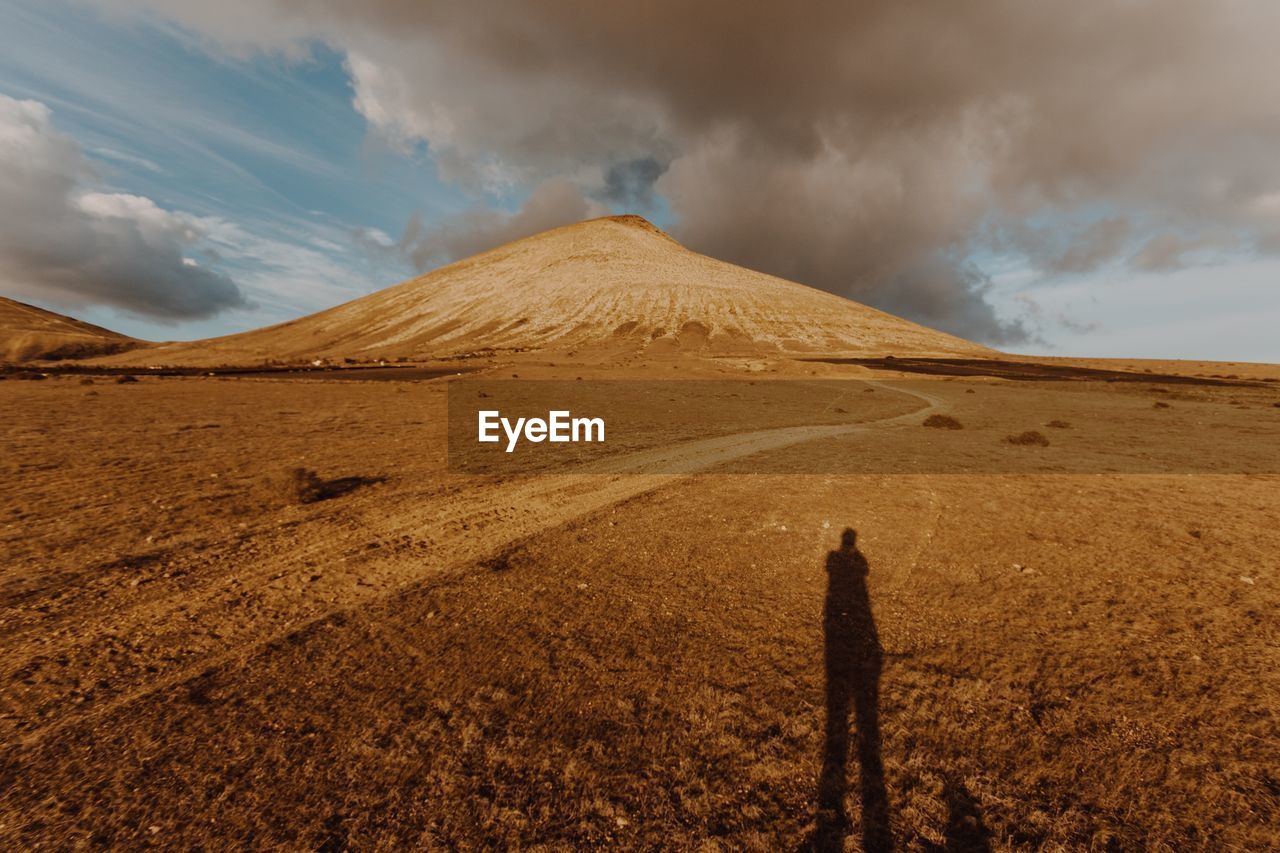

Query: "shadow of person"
<box><xmin>813</xmin><ymin>528</ymin><xmax>892</xmax><ymax>852</ymax></box>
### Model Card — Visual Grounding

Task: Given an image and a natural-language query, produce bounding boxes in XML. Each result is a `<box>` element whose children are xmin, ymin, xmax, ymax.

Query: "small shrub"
<box><xmin>282</xmin><ymin>467</ymin><xmax>326</xmax><ymax>504</ymax></box>
<box><xmin>923</xmin><ymin>414</ymin><xmax>963</xmax><ymax>430</ymax></box>
<box><xmin>79</xmin><ymin>377</ymin><xmax>96</xmax><ymax>386</ymax></box>
<box><xmin>116</xmin><ymin>375</ymin><xmax>139</xmax><ymax>384</ymax></box>
<box><xmin>1046</xmin><ymin>420</ymin><xmax>1071</xmax><ymax>429</ymax></box>
<box><xmin>268</xmin><ymin>467</ymin><xmax>382</xmax><ymax>505</ymax></box>
<box><xmin>1153</xmin><ymin>401</ymin><xmax>1170</xmax><ymax>409</ymax></box>
<box><xmin>1006</xmin><ymin>430</ymin><xmax>1050</xmax><ymax>447</ymax></box>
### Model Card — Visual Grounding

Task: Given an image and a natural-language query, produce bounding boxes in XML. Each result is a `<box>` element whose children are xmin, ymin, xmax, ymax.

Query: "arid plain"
<box><xmin>2</xmin><ymin>218</ymin><xmax>1278</xmax><ymax>850</ymax></box>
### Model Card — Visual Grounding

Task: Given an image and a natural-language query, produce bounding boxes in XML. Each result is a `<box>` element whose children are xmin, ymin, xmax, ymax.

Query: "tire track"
<box><xmin>5</xmin><ymin>380</ymin><xmax>946</xmax><ymax>748</ymax></box>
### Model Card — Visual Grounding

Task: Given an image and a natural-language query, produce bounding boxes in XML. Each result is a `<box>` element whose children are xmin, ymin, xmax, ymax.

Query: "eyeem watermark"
<box><xmin>478</xmin><ymin>410</ymin><xmax>606</xmax><ymax>452</ymax></box>
<box><xmin>448</xmin><ymin>380</ymin><xmax>1280</xmax><ymax>474</ymax></box>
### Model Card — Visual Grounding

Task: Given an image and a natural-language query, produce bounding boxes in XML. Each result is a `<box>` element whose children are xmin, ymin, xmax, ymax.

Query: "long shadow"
<box><xmin>814</xmin><ymin>528</ymin><xmax>892</xmax><ymax>852</ymax></box>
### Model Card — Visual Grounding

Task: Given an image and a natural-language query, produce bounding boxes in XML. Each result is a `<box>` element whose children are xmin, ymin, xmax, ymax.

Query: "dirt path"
<box><xmin>3</xmin><ymin>380</ymin><xmax>943</xmax><ymax>748</ymax></box>
<box><xmin>6</xmin><ymin>376</ymin><xmax>1277</xmax><ymax>850</ymax></box>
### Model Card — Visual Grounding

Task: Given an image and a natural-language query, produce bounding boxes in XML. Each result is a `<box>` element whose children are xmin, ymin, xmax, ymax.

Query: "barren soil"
<box><xmin>2</xmin><ymin>358</ymin><xmax>1278</xmax><ymax>850</ymax></box>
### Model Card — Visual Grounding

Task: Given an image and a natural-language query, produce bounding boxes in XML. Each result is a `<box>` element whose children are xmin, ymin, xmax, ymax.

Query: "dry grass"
<box><xmin>2</xmin><ymin>373</ymin><xmax>1277</xmax><ymax>851</ymax></box>
<box><xmin>1005</xmin><ymin>430</ymin><xmax>1050</xmax><ymax>446</ymax></box>
<box><xmin>923</xmin><ymin>414</ymin><xmax>963</xmax><ymax>430</ymax></box>
<box><xmin>1045</xmin><ymin>420</ymin><xmax>1071</xmax><ymax>429</ymax></box>
<box><xmin>6</xmin><ymin>471</ymin><xmax>1275</xmax><ymax>850</ymax></box>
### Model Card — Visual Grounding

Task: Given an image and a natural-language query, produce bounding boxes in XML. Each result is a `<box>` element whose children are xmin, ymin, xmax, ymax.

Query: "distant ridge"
<box><xmin>104</xmin><ymin>216</ymin><xmax>989</xmax><ymax>366</ymax></box>
<box><xmin>0</xmin><ymin>297</ymin><xmax>141</xmax><ymax>362</ymax></box>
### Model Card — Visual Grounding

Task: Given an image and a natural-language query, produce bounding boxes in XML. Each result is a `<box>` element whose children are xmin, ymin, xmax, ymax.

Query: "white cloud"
<box><xmin>89</xmin><ymin>146</ymin><xmax>164</xmax><ymax>174</ymax></box>
<box><xmin>77</xmin><ymin>191</ymin><xmax>207</xmax><ymax>245</ymax></box>
<box><xmin>0</xmin><ymin>92</ymin><xmax>407</xmax><ymax>328</ymax></box>
<box><xmin>0</xmin><ymin>93</ymin><xmax>248</xmax><ymax>319</ymax></box>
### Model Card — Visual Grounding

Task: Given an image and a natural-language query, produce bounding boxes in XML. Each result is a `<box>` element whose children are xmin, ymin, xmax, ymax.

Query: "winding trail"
<box><xmin>4</xmin><ymin>380</ymin><xmax>948</xmax><ymax>749</ymax></box>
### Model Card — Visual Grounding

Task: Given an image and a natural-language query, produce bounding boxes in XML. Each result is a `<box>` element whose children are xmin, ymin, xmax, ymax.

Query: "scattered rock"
<box><xmin>923</xmin><ymin>414</ymin><xmax>963</xmax><ymax>430</ymax></box>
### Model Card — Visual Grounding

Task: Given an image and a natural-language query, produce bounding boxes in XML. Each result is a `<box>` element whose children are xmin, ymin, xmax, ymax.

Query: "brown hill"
<box><xmin>0</xmin><ymin>297</ymin><xmax>142</xmax><ymax>362</ymax></box>
<box><xmin>120</xmin><ymin>216</ymin><xmax>987</xmax><ymax>366</ymax></box>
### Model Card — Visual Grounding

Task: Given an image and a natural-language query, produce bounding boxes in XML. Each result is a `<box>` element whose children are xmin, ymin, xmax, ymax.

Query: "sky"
<box><xmin>0</xmin><ymin>0</ymin><xmax>1277</xmax><ymax>361</ymax></box>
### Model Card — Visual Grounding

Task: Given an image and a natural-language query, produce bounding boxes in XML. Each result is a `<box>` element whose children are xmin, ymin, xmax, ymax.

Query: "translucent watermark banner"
<box><xmin>446</xmin><ymin>379</ymin><xmax>1280</xmax><ymax>475</ymax></box>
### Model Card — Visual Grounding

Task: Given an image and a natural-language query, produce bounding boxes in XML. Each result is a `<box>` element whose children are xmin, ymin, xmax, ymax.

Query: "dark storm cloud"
<box><xmin>995</xmin><ymin>218</ymin><xmax>1136</xmax><ymax>277</ymax></box>
<box><xmin>99</xmin><ymin>0</ymin><xmax>1280</xmax><ymax>341</ymax></box>
<box><xmin>0</xmin><ymin>95</ymin><xmax>247</xmax><ymax>320</ymax></box>
<box><xmin>865</xmin><ymin>257</ymin><xmax>1031</xmax><ymax>346</ymax></box>
<box><xmin>597</xmin><ymin>157</ymin><xmax>669</xmax><ymax>209</ymax></box>
<box><xmin>395</xmin><ymin>179</ymin><xmax>604</xmax><ymax>272</ymax></box>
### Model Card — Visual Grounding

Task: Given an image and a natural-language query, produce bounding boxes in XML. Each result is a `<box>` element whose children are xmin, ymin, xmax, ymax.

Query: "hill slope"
<box><xmin>0</xmin><ymin>297</ymin><xmax>141</xmax><ymax>362</ymax></box>
<box><xmin>125</xmin><ymin>216</ymin><xmax>987</xmax><ymax>365</ymax></box>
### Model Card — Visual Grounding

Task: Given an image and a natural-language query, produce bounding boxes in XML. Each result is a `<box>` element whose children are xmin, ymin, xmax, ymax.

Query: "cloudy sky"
<box><xmin>0</xmin><ymin>0</ymin><xmax>1277</xmax><ymax>360</ymax></box>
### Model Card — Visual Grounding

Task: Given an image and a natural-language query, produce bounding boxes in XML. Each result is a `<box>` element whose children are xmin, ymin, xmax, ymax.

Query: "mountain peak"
<box><xmin>576</xmin><ymin>214</ymin><xmax>682</xmax><ymax>246</ymax></box>
<box><xmin>102</xmin><ymin>217</ymin><xmax>987</xmax><ymax>365</ymax></box>
<box><xmin>598</xmin><ymin>213</ymin><xmax>664</xmax><ymax>232</ymax></box>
